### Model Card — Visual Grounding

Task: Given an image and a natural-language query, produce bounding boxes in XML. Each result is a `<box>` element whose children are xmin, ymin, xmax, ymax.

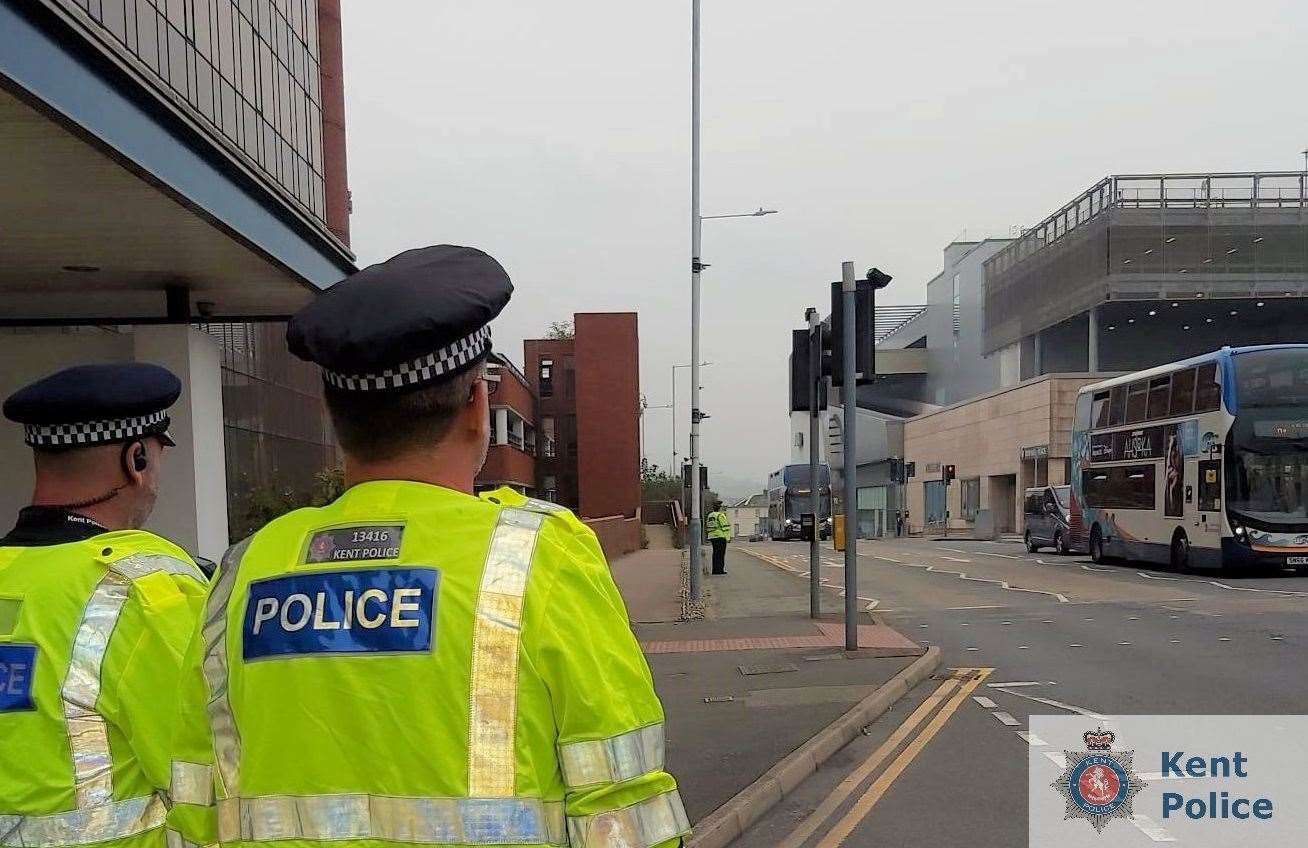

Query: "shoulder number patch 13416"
<box><xmin>243</xmin><ymin>567</ymin><xmax>438</xmax><ymax>660</ymax></box>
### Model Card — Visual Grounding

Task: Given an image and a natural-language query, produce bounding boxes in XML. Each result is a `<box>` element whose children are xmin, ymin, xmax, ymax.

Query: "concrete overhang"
<box><xmin>0</xmin><ymin>1</ymin><xmax>355</xmax><ymax>324</ymax></box>
<box><xmin>875</xmin><ymin>348</ymin><xmax>929</xmax><ymax>375</ymax></box>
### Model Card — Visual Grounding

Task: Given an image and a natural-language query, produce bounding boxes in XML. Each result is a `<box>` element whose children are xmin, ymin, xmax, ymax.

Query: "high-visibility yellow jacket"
<box><xmin>168</xmin><ymin>481</ymin><xmax>688</xmax><ymax>848</ymax></box>
<box><xmin>0</xmin><ymin>531</ymin><xmax>207</xmax><ymax>848</ymax></box>
<box><xmin>705</xmin><ymin>512</ymin><xmax>732</xmax><ymax>542</ymax></box>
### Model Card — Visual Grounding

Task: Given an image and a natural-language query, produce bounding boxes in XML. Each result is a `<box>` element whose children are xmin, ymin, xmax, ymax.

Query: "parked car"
<box><xmin>1023</xmin><ymin>485</ymin><xmax>1077</xmax><ymax>555</ymax></box>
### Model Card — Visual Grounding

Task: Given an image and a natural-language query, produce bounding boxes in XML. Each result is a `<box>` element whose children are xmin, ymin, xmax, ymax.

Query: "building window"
<box><xmin>539</xmin><ymin>358</ymin><xmax>554</xmax><ymax>397</ymax></box>
<box><xmin>951</xmin><ymin>273</ymin><xmax>961</xmax><ymax>346</ymax></box>
<box><xmin>1084</xmin><ymin>464</ymin><xmax>1156</xmax><ymax>510</ymax></box>
<box><xmin>53</xmin><ymin>0</ymin><xmax>328</xmax><ymax>220</ymax></box>
<box><xmin>541</xmin><ymin>417</ymin><xmax>555</xmax><ymax>457</ymax></box>
<box><xmin>564</xmin><ymin>356</ymin><xmax>576</xmax><ymax>399</ymax></box>
<box><xmin>960</xmin><ymin>477</ymin><xmax>981</xmax><ymax>521</ymax></box>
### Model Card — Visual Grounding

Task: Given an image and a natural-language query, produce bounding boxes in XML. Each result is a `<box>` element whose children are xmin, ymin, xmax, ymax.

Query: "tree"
<box><xmin>641</xmin><ymin>458</ymin><xmax>682</xmax><ymax>502</ymax></box>
<box><xmin>545</xmin><ymin>320</ymin><xmax>574</xmax><ymax>340</ymax></box>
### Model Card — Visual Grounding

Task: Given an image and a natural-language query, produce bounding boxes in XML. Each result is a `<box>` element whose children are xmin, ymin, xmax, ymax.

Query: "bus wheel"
<box><xmin>1024</xmin><ymin>531</ymin><xmax>1040</xmax><ymax>553</ymax></box>
<box><xmin>1170</xmin><ymin>530</ymin><xmax>1191</xmax><ymax>573</ymax></box>
<box><xmin>1089</xmin><ymin>526</ymin><xmax>1107</xmax><ymax>564</ymax></box>
<box><xmin>1055</xmin><ymin>530</ymin><xmax>1070</xmax><ymax>556</ymax></box>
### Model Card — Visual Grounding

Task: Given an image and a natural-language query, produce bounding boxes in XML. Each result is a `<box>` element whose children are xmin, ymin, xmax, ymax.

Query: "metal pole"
<box><xmin>841</xmin><ymin>261</ymin><xmax>858</xmax><ymax>651</ymax></box>
<box><xmin>807</xmin><ymin>308</ymin><xmax>821</xmax><ymax>620</ymax></box>
<box><xmin>688</xmin><ymin>0</ymin><xmax>703</xmax><ymax>601</ymax></box>
<box><xmin>670</xmin><ymin>366</ymin><xmax>677</xmax><ymax>472</ymax></box>
<box><xmin>1088</xmin><ymin>306</ymin><xmax>1099</xmax><ymax>374</ymax></box>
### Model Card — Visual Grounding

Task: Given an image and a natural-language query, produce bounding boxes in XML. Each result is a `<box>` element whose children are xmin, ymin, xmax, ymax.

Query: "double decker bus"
<box><xmin>1071</xmin><ymin>345</ymin><xmax>1308</xmax><ymax>572</ymax></box>
<box><xmin>767</xmin><ymin>464</ymin><xmax>831</xmax><ymax>541</ymax></box>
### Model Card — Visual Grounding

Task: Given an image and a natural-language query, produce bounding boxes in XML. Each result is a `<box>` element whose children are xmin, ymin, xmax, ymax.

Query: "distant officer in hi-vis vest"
<box><xmin>0</xmin><ymin>363</ymin><xmax>208</xmax><ymax>848</ymax></box>
<box><xmin>167</xmin><ymin>245</ymin><xmax>689</xmax><ymax>848</ymax></box>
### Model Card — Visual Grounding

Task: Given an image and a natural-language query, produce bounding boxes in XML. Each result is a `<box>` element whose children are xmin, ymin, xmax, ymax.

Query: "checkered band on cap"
<box><xmin>23</xmin><ymin>410</ymin><xmax>168</xmax><ymax>448</ymax></box>
<box><xmin>323</xmin><ymin>326</ymin><xmax>492</xmax><ymax>392</ymax></box>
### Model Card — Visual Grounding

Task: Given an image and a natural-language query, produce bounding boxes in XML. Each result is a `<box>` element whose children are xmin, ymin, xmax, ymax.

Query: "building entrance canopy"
<box><xmin>0</xmin><ymin>1</ymin><xmax>354</xmax><ymax>325</ymax></box>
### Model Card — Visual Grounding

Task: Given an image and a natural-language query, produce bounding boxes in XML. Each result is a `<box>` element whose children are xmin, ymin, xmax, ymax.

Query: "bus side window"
<box><xmin>1091</xmin><ymin>391</ymin><xmax>1111</xmax><ymax>428</ymax></box>
<box><xmin>1108</xmin><ymin>386</ymin><xmax>1127</xmax><ymax>425</ymax></box>
<box><xmin>1146</xmin><ymin>375</ymin><xmax>1172</xmax><ymax>420</ymax></box>
<box><xmin>1169</xmin><ymin>367</ymin><xmax>1196</xmax><ymax>416</ymax></box>
<box><xmin>1125</xmin><ymin>380</ymin><xmax>1149</xmax><ymax>424</ymax></box>
<box><xmin>1195</xmin><ymin>362</ymin><xmax>1221</xmax><ymax>412</ymax></box>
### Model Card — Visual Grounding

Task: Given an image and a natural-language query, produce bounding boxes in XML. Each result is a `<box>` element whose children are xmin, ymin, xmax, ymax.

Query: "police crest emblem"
<box><xmin>1051</xmin><ymin>728</ymin><xmax>1147</xmax><ymax>833</ymax></box>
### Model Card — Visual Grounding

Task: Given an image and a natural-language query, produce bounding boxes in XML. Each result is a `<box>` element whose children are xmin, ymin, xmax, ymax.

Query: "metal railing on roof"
<box><xmin>986</xmin><ymin>171</ymin><xmax>1308</xmax><ymax>275</ymax></box>
<box><xmin>874</xmin><ymin>305</ymin><xmax>928</xmax><ymax>345</ymax></box>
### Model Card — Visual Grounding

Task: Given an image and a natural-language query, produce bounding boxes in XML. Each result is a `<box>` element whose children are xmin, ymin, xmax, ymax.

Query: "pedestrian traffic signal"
<box><xmin>943</xmin><ymin>464</ymin><xmax>956</xmax><ymax>484</ymax></box>
<box><xmin>790</xmin><ymin>330</ymin><xmax>828</xmax><ymax>412</ymax></box>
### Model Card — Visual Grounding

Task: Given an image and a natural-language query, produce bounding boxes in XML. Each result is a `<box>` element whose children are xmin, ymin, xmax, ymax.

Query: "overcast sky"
<box><xmin>339</xmin><ymin>0</ymin><xmax>1307</xmax><ymax>497</ymax></box>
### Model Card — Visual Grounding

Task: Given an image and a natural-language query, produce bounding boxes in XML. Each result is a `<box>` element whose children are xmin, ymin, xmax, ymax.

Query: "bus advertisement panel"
<box><xmin>1071</xmin><ymin>345</ymin><xmax>1308</xmax><ymax>572</ymax></box>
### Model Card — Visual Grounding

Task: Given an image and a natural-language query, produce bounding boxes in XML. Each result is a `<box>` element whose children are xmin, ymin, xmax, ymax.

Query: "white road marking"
<box><xmin>1081</xmin><ymin>564</ymin><xmax>1112</xmax><ymax>572</ymax></box>
<box><xmin>1117</xmin><ymin>641</ymin><xmax>1133</xmax><ymax>646</ymax></box>
<box><xmin>1018</xmin><ymin>731</ymin><xmax>1048</xmax><ymax>746</ymax></box>
<box><xmin>993</xmin><ymin>711</ymin><xmax>1021</xmax><ymax>727</ymax></box>
<box><xmin>948</xmin><ymin>604</ymin><xmax>1005</xmax><ymax>610</ymax></box>
<box><xmin>1138</xmin><ymin>572</ymin><xmax>1180</xmax><ymax>581</ymax></box>
<box><xmin>991</xmin><ymin>686</ymin><xmax>1108</xmax><ymax>720</ymax></box>
<box><xmin>1218</xmin><ymin>637</ymin><xmax>1231</xmax><ymax>642</ymax></box>
<box><xmin>1044</xmin><ymin>751</ymin><xmax>1067</xmax><ymax>768</ymax></box>
<box><xmin>987</xmin><ymin>681</ymin><xmax>1041</xmax><ymax>688</ymax></box>
<box><xmin>938</xmin><ymin>547</ymin><xmax>970</xmax><ymax>554</ymax></box>
<box><xmin>972</xmin><ymin>696</ymin><xmax>998</xmax><ymax>709</ymax></box>
<box><xmin>965</xmin><ymin>647</ymin><xmax>980</xmax><ymax>652</ymax></box>
<box><xmin>1068</xmin><ymin>644</ymin><xmax>1084</xmax><ymax>648</ymax></box>
<box><xmin>874</xmin><ymin>555</ymin><xmax>902</xmax><ymax>563</ymax></box>
<box><xmin>941</xmin><ymin>556</ymin><xmax>973</xmax><ymax>563</ymax></box>
<box><xmin>978</xmin><ymin>551</ymin><xmax>1024</xmax><ymax>560</ymax></box>
<box><xmin>1018</xmin><ymin>645</ymin><xmax>1029</xmax><ymax>649</ymax></box>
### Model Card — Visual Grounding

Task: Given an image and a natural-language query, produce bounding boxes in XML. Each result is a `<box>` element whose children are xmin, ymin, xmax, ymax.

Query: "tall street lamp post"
<box><xmin>689</xmin><ymin>3</ymin><xmax>777</xmax><ymax>599</ymax></box>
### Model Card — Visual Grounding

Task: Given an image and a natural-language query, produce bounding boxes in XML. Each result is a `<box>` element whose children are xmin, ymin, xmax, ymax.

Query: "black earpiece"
<box><xmin>121</xmin><ymin>440</ymin><xmax>148</xmax><ymax>477</ymax></box>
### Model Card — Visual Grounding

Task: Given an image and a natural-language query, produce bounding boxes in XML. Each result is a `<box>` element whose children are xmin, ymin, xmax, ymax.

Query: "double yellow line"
<box><xmin>777</xmin><ymin>667</ymin><xmax>995</xmax><ymax>848</ymax></box>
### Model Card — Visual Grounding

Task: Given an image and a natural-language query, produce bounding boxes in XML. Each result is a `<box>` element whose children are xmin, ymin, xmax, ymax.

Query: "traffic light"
<box><xmin>943</xmin><ymin>464</ymin><xmax>956</xmax><ymax>485</ymax></box>
<box><xmin>790</xmin><ymin>330</ymin><xmax>828</xmax><ymax>412</ymax></box>
<box><xmin>829</xmin><ymin>268</ymin><xmax>892</xmax><ymax>388</ymax></box>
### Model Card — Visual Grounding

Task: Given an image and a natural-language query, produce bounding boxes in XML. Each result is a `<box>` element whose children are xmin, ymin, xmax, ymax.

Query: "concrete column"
<box><xmin>1088</xmin><ymin>307</ymin><xmax>1100</xmax><ymax>374</ymax></box>
<box><xmin>1032</xmin><ymin>332</ymin><xmax>1043</xmax><ymax>376</ymax></box>
<box><xmin>133</xmin><ymin>326</ymin><xmax>229</xmax><ymax>561</ymax></box>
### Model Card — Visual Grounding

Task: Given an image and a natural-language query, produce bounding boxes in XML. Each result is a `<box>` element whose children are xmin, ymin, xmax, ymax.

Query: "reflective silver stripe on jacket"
<box><xmin>566</xmin><ymin>790</ymin><xmax>690</xmax><ymax>848</ymax></box>
<box><xmin>169</xmin><ymin>761</ymin><xmax>214</xmax><ymax>806</ymax></box>
<box><xmin>61</xmin><ymin>573</ymin><xmax>130</xmax><ymax>809</ymax></box>
<box><xmin>0</xmin><ymin>794</ymin><xmax>166</xmax><ymax>847</ymax></box>
<box><xmin>164</xmin><ymin>828</ymin><xmax>200</xmax><ymax>848</ymax></box>
<box><xmin>468</xmin><ymin>507</ymin><xmax>545</xmax><ymax>797</ymax></box>
<box><xmin>559</xmin><ymin>723</ymin><xmax>666</xmax><ymax>789</ymax></box>
<box><xmin>112</xmin><ymin>553</ymin><xmax>206</xmax><ymax>584</ymax></box>
<box><xmin>202</xmin><ymin>536</ymin><xmax>253</xmax><ymax>798</ymax></box>
<box><xmin>60</xmin><ymin>551</ymin><xmax>202</xmax><ymax>811</ymax></box>
<box><xmin>216</xmin><ymin>795</ymin><xmax>566</xmax><ymax>845</ymax></box>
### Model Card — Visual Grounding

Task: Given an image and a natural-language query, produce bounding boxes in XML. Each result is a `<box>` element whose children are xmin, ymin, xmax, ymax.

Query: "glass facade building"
<box><xmin>51</xmin><ymin>0</ymin><xmax>326</xmax><ymax>219</ymax></box>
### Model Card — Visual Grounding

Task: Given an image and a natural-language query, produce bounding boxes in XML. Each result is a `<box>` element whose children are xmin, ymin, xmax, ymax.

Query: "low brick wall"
<box><xmin>584</xmin><ymin>514</ymin><xmax>643</xmax><ymax>560</ymax></box>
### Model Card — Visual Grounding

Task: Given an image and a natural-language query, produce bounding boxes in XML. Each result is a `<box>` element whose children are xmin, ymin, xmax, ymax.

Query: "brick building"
<box><xmin>478</xmin><ymin>352</ymin><xmax>538</xmax><ymax>495</ymax></box>
<box><xmin>524</xmin><ymin>313</ymin><xmax>642</xmax><ymax>556</ymax></box>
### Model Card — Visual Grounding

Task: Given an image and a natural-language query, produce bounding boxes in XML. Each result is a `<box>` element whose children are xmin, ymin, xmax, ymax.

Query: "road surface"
<box><xmin>726</xmin><ymin>536</ymin><xmax>1308</xmax><ymax>847</ymax></box>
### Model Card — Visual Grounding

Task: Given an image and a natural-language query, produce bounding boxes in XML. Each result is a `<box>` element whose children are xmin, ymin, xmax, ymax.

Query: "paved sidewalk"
<box><xmin>612</xmin><ymin>543</ymin><xmax>927</xmax><ymax>824</ymax></box>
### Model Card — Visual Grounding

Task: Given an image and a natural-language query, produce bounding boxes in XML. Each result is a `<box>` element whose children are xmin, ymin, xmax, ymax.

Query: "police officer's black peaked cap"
<box><xmin>287</xmin><ymin>245</ymin><xmax>513</xmax><ymax>393</ymax></box>
<box><xmin>3</xmin><ymin>363</ymin><xmax>181</xmax><ymax>449</ymax></box>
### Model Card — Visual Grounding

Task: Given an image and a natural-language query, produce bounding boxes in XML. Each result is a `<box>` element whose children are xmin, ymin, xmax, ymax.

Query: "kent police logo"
<box><xmin>1052</xmin><ymin>728</ymin><xmax>1147</xmax><ymax>833</ymax></box>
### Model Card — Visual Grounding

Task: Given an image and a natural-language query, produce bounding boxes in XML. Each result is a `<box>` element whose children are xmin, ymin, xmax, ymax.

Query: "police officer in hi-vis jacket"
<box><xmin>167</xmin><ymin>245</ymin><xmax>689</xmax><ymax>848</ymax></box>
<box><xmin>0</xmin><ymin>363</ymin><xmax>207</xmax><ymax>848</ymax></box>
